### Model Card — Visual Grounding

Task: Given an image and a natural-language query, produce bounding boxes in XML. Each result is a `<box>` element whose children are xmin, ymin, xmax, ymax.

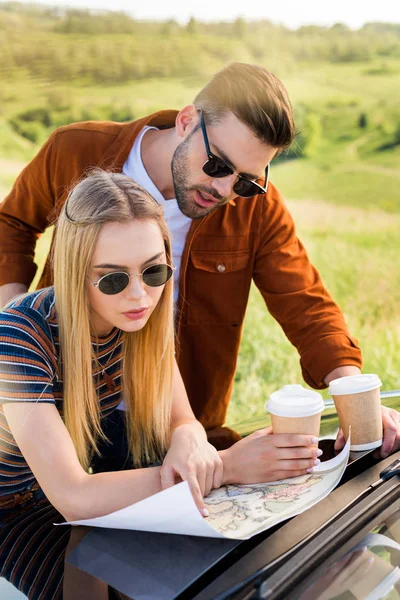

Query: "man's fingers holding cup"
<box><xmin>334</xmin><ymin>428</ymin><xmax>345</xmax><ymax>450</ymax></box>
<box><xmin>381</xmin><ymin>409</ymin><xmax>400</xmax><ymax>457</ymax></box>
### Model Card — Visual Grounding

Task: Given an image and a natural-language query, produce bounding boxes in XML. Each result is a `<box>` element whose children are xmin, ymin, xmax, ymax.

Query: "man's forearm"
<box><xmin>0</xmin><ymin>283</ymin><xmax>28</xmax><ymax>309</ymax></box>
<box><xmin>323</xmin><ymin>365</ymin><xmax>361</xmax><ymax>385</ymax></box>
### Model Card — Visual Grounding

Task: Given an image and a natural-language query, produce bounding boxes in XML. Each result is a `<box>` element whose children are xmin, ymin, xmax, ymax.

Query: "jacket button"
<box><xmin>217</xmin><ymin>264</ymin><xmax>226</xmax><ymax>273</ymax></box>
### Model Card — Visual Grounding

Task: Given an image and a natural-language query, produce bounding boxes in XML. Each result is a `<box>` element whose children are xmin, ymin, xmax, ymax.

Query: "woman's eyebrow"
<box><xmin>94</xmin><ymin>252</ymin><xmax>164</xmax><ymax>270</ymax></box>
<box><xmin>212</xmin><ymin>143</ymin><xmax>261</xmax><ymax>181</ymax></box>
<box><xmin>141</xmin><ymin>252</ymin><xmax>165</xmax><ymax>267</ymax></box>
<box><xmin>93</xmin><ymin>263</ymin><xmax>126</xmax><ymax>269</ymax></box>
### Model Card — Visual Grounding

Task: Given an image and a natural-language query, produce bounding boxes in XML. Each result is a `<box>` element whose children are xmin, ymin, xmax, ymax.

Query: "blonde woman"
<box><xmin>0</xmin><ymin>170</ymin><xmax>223</xmax><ymax>599</ymax></box>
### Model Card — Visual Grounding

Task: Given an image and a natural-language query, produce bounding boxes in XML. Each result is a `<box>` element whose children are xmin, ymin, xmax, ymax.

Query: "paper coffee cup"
<box><xmin>328</xmin><ymin>374</ymin><xmax>382</xmax><ymax>451</ymax></box>
<box><xmin>266</xmin><ymin>384</ymin><xmax>324</xmax><ymax>441</ymax></box>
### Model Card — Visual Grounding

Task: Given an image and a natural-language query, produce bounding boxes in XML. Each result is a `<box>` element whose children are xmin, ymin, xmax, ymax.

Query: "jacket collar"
<box><xmin>101</xmin><ymin>110</ymin><xmax>179</xmax><ymax>170</ymax></box>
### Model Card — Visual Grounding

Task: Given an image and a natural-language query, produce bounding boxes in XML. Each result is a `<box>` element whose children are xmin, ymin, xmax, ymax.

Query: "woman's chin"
<box><xmin>118</xmin><ymin>313</ymin><xmax>151</xmax><ymax>332</ymax></box>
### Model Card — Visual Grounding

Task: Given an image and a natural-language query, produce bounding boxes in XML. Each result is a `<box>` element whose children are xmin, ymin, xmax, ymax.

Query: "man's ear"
<box><xmin>175</xmin><ymin>105</ymin><xmax>199</xmax><ymax>139</ymax></box>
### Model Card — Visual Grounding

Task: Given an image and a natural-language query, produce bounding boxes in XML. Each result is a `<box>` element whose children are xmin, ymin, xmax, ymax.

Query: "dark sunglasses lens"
<box><xmin>98</xmin><ymin>272</ymin><xmax>130</xmax><ymax>295</ymax></box>
<box><xmin>233</xmin><ymin>179</ymin><xmax>260</xmax><ymax>198</ymax></box>
<box><xmin>142</xmin><ymin>264</ymin><xmax>173</xmax><ymax>287</ymax></box>
<box><xmin>203</xmin><ymin>156</ymin><xmax>233</xmax><ymax>179</ymax></box>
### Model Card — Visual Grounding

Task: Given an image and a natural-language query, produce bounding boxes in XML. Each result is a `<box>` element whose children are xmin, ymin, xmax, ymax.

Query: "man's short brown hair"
<box><xmin>194</xmin><ymin>62</ymin><xmax>295</xmax><ymax>152</ymax></box>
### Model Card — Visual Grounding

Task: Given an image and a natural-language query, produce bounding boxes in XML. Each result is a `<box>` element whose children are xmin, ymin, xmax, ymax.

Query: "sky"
<box><xmin>9</xmin><ymin>0</ymin><xmax>400</xmax><ymax>29</ymax></box>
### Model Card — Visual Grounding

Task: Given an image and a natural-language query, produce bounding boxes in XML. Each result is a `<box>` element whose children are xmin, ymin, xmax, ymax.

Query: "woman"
<box><xmin>0</xmin><ymin>170</ymin><xmax>223</xmax><ymax>599</ymax></box>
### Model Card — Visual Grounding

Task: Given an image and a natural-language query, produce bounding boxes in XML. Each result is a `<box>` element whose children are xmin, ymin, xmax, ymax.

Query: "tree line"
<box><xmin>1</xmin><ymin>2</ymin><xmax>400</xmax><ymax>85</ymax></box>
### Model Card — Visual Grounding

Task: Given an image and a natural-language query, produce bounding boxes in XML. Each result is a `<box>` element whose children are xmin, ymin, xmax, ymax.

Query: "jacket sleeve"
<box><xmin>0</xmin><ymin>130</ymin><xmax>58</xmax><ymax>287</ymax></box>
<box><xmin>252</xmin><ymin>185</ymin><xmax>362</xmax><ymax>389</ymax></box>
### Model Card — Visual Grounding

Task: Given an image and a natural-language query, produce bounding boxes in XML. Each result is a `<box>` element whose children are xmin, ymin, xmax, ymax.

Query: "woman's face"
<box><xmin>86</xmin><ymin>219</ymin><xmax>168</xmax><ymax>337</ymax></box>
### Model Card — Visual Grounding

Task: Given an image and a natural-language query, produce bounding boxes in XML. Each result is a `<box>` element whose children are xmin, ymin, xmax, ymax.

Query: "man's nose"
<box><xmin>211</xmin><ymin>174</ymin><xmax>237</xmax><ymax>199</ymax></box>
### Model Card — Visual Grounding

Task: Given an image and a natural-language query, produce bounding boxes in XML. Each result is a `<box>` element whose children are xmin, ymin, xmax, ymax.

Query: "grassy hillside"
<box><xmin>1</xmin><ymin>2</ymin><xmax>400</xmax><ymax>430</ymax></box>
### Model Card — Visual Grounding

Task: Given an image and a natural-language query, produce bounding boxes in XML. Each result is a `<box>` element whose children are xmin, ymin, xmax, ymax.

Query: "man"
<box><xmin>1</xmin><ymin>63</ymin><xmax>399</xmax><ymax>479</ymax></box>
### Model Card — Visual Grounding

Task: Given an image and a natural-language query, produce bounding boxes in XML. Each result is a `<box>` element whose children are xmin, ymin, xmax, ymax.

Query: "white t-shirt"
<box><xmin>122</xmin><ymin>126</ymin><xmax>192</xmax><ymax>304</ymax></box>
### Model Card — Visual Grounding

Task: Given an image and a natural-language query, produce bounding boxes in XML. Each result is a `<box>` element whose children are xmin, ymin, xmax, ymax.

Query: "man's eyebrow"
<box><xmin>94</xmin><ymin>252</ymin><xmax>164</xmax><ymax>270</ymax></box>
<box><xmin>212</xmin><ymin>143</ymin><xmax>261</xmax><ymax>181</ymax></box>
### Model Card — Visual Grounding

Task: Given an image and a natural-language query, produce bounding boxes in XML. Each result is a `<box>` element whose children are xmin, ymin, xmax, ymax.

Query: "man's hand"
<box><xmin>0</xmin><ymin>282</ymin><xmax>27</xmax><ymax>309</ymax></box>
<box><xmin>219</xmin><ymin>427</ymin><xmax>322</xmax><ymax>485</ymax></box>
<box><xmin>335</xmin><ymin>405</ymin><xmax>400</xmax><ymax>458</ymax></box>
<box><xmin>160</xmin><ymin>421</ymin><xmax>223</xmax><ymax>516</ymax></box>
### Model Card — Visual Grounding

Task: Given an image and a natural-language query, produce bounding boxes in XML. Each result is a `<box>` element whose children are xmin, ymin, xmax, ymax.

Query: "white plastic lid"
<box><xmin>328</xmin><ymin>374</ymin><xmax>382</xmax><ymax>396</ymax></box>
<box><xmin>266</xmin><ymin>384</ymin><xmax>325</xmax><ymax>417</ymax></box>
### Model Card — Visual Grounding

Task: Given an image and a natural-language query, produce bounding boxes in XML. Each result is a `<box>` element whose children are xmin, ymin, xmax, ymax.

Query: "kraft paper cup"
<box><xmin>266</xmin><ymin>384</ymin><xmax>324</xmax><ymax>443</ymax></box>
<box><xmin>328</xmin><ymin>374</ymin><xmax>382</xmax><ymax>451</ymax></box>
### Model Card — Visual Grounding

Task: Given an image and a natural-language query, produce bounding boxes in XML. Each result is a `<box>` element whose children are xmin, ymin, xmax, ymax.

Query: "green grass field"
<box><xmin>1</xmin><ymin>57</ymin><xmax>400</xmax><ymax>432</ymax></box>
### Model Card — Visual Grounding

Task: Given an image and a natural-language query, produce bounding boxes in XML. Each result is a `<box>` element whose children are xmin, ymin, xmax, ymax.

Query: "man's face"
<box><xmin>171</xmin><ymin>111</ymin><xmax>277</xmax><ymax>219</ymax></box>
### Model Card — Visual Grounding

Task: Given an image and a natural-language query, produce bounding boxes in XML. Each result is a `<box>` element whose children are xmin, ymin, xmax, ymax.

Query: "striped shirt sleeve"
<box><xmin>0</xmin><ymin>306</ymin><xmax>57</xmax><ymax>404</ymax></box>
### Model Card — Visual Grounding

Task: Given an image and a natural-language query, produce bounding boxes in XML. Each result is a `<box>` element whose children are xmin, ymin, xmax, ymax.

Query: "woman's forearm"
<box><xmin>62</xmin><ymin>465</ymin><xmax>162</xmax><ymax>522</ymax></box>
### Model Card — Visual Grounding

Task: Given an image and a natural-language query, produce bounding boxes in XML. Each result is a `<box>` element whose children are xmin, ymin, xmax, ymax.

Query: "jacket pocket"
<box><xmin>186</xmin><ymin>251</ymin><xmax>251</xmax><ymax>325</ymax></box>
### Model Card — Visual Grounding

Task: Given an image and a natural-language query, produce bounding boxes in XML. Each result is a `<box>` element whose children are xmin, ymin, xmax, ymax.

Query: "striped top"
<box><xmin>0</xmin><ymin>287</ymin><xmax>123</xmax><ymax>496</ymax></box>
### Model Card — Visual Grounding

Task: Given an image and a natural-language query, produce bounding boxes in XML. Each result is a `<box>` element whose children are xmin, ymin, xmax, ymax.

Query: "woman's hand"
<box><xmin>219</xmin><ymin>427</ymin><xmax>322</xmax><ymax>484</ymax></box>
<box><xmin>160</xmin><ymin>421</ymin><xmax>223</xmax><ymax>516</ymax></box>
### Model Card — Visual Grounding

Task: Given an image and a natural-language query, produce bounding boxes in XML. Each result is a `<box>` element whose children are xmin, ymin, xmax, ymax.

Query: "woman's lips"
<box><xmin>195</xmin><ymin>190</ymin><xmax>219</xmax><ymax>208</ymax></box>
<box><xmin>123</xmin><ymin>308</ymin><xmax>149</xmax><ymax>320</ymax></box>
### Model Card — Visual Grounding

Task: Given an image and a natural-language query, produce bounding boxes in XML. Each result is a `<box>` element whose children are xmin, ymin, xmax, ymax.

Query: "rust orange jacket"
<box><xmin>0</xmin><ymin>111</ymin><xmax>362</xmax><ymax>434</ymax></box>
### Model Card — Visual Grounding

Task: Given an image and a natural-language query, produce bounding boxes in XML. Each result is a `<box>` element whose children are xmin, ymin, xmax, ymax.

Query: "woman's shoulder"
<box><xmin>1</xmin><ymin>287</ymin><xmax>57</xmax><ymax>339</ymax></box>
<box><xmin>3</xmin><ymin>287</ymin><xmax>55</xmax><ymax>315</ymax></box>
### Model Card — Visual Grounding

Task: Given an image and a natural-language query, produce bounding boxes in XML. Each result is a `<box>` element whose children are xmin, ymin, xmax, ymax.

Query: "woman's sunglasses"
<box><xmin>88</xmin><ymin>264</ymin><xmax>175</xmax><ymax>295</ymax></box>
<box><xmin>199</xmin><ymin>110</ymin><xmax>269</xmax><ymax>198</ymax></box>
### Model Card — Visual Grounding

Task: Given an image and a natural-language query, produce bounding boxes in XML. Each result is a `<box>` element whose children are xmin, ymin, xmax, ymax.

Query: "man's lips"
<box><xmin>195</xmin><ymin>190</ymin><xmax>220</xmax><ymax>208</ymax></box>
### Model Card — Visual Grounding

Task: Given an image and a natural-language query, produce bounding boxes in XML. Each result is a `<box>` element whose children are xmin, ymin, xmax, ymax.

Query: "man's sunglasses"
<box><xmin>88</xmin><ymin>264</ymin><xmax>175</xmax><ymax>295</ymax></box>
<box><xmin>199</xmin><ymin>110</ymin><xmax>269</xmax><ymax>198</ymax></box>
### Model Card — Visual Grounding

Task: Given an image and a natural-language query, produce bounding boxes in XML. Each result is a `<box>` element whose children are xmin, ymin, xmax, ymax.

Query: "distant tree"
<box><xmin>233</xmin><ymin>16</ymin><xmax>247</xmax><ymax>38</ymax></box>
<box><xmin>358</xmin><ymin>112</ymin><xmax>368</xmax><ymax>129</ymax></box>
<box><xmin>330</xmin><ymin>22</ymin><xmax>350</xmax><ymax>33</ymax></box>
<box><xmin>161</xmin><ymin>19</ymin><xmax>180</xmax><ymax>36</ymax></box>
<box><xmin>186</xmin><ymin>16</ymin><xmax>198</xmax><ymax>35</ymax></box>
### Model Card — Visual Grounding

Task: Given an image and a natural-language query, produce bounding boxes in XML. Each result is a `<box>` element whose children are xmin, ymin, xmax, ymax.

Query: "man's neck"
<box><xmin>141</xmin><ymin>127</ymin><xmax>177</xmax><ymax>200</ymax></box>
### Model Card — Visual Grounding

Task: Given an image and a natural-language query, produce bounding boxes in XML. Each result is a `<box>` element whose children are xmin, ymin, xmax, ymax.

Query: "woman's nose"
<box><xmin>125</xmin><ymin>274</ymin><xmax>146</xmax><ymax>300</ymax></box>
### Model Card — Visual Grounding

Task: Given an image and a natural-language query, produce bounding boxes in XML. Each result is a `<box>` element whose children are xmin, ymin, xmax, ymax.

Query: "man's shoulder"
<box><xmin>48</xmin><ymin>111</ymin><xmax>178</xmax><ymax>167</ymax></box>
<box><xmin>51</xmin><ymin>120</ymin><xmax>133</xmax><ymax>154</ymax></box>
<box><xmin>52</xmin><ymin>110</ymin><xmax>178</xmax><ymax>145</ymax></box>
<box><xmin>55</xmin><ymin>119</ymin><xmax>127</xmax><ymax>138</ymax></box>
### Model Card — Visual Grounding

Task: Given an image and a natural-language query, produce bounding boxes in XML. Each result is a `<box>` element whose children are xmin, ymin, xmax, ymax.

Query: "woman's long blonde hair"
<box><xmin>53</xmin><ymin>170</ymin><xmax>174</xmax><ymax>470</ymax></box>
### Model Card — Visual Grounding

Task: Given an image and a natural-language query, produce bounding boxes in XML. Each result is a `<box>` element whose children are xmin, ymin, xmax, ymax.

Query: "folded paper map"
<box><xmin>61</xmin><ymin>437</ymin><xmax>350</xmax><ymax>540</ymax></box>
